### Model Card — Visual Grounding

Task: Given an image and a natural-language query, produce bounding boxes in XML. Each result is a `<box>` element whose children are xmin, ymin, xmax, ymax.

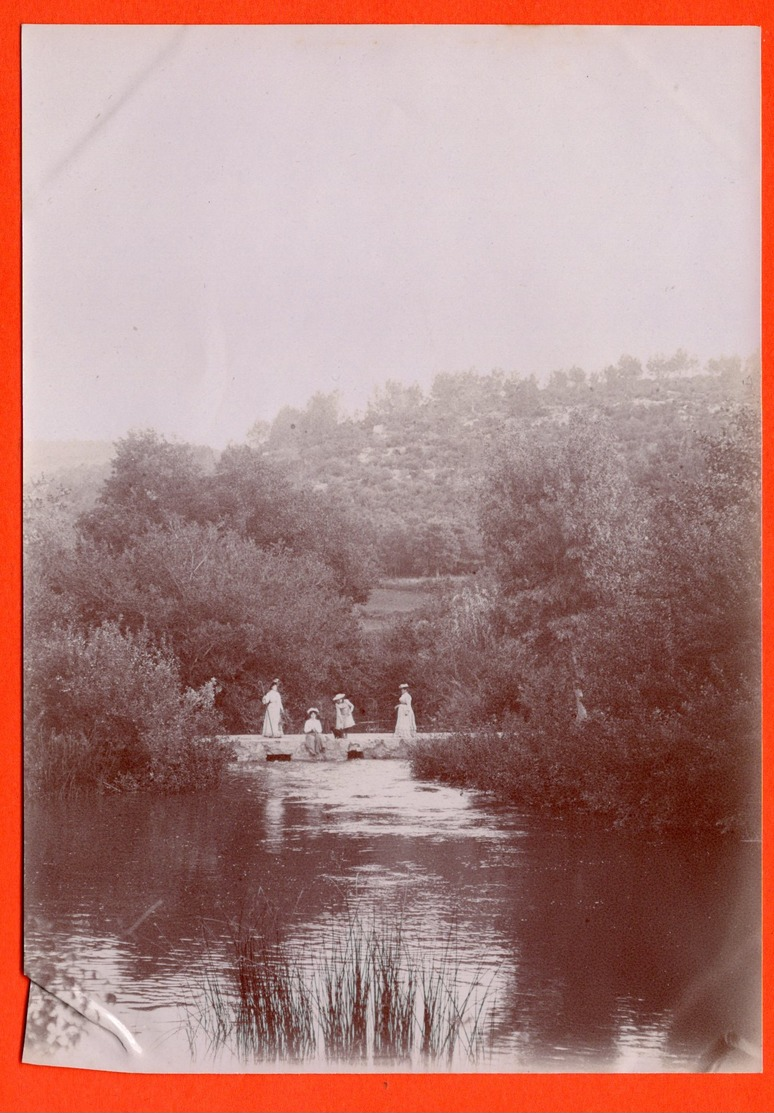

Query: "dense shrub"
<box><xmin>360</xmin><ymin>579</ymin><xmax>530</xmax><ymax>730</ymax></box>
<box><xmin>79</xmin><ymin>431</ymin><xmax>377</xmax><ymax>602</ymax></box>
<box><xmin>409</xmin><ymin>700</ymin><xmax>759</xmax><ymax>838</ymax></box>
<box><xmin>27</xmin><ymin>487</ymin><xmax>370</xmax><ymax>736</ymax></box>
<box><xmin>25</xmin><ymin>622</ymin><xmax>230</xmax><ymax>794</ymax></box>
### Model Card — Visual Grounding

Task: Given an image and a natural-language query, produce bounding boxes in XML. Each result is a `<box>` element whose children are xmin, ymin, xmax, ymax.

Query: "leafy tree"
<box><xmin>79</xmin><ymin>432</ymin><xmax>375</xmax><ymax>602</ymax></box>
<box><xmin>706</xmin><ymin>355</ymin><xmax>742</xmax><ymax>380</ymax></box>
<box><xmin>480</xmin><ymin>412</ymin><xmax>649</xmax><ymax>622</ymax></box>
<box><xmin>302</xmin><ymin>390</ymin><xmax>341</xmax><ymax>431</ymax></box>
<box><xmin>367</xmin><ymin>380</ymin><xmax>424</xmax><ymax>422</ymax></box>
<box><xmin>616</xmin><ymin>354</ymin><xmax>643</xmax><ymax>381</ymax></box>
<box><xmin>646</xmin><ymin>348</ymin><xmax>699</xmax><ymax>380</ymax></box>
<box><xmin>403</xmin><ymin>396</ymin><xmax>759</xmax><ymax>833</ymax></box>
<box><xmin>267</xmin><ymin>404</ymin><xmax>306</xmax><ymax>448</ymax></box>
<box><xmin>547</xmin><ymin>368</ymin><xmax>569</xmax><ymax>395</ymax></box>
<box><xmin>645</xmin><ymin>405</ymin><xmax>760</xmax><ymax>704</ymax></box>
<box><xmin>212</xmin><ymin>444</ymin><xmax>376</xmax><ymax>601</ymax></box>
<box><xmin>246</xmin><ymin>419</ymin><xmax>271</xmax><ymax>447</ymax></box>
<box><xmin>78</xmin><ymin>430</ymin><xmax>214</xmax><ymax>551</ymax></box>
<box><xmin>24</xmin><ymin>480</ymin><xmax>81</xmax><ymax>634</ymax></box>
<box><xmin>45</xmin><ymin>516</ymin><xmax>364</xmax><ymax>732</ymax></box>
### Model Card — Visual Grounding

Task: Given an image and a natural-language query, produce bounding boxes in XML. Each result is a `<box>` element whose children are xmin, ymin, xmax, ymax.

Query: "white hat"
<box><xmin>307</xmin><ymin>707</ymin><xmax>319</xmax><ymax>715</ymax></box>
<box><xmin>399</xmin><ymin>683</ymin><xmax>409</xmax><ymax>689</ymax></box>
<box><xmin>333</xmin><ymin>693</ymin><xmax>346</xmax><ymax>701</ymax></box>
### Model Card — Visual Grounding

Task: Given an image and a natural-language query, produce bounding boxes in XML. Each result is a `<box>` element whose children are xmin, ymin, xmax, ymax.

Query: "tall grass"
<box><xmin>233</xmin><ymin>934</ymin><xmax>316</xmax><ymax>1059</ymax></box>
<box><xmin>371</xmin><ymin>925</ymin><xmax>416</xmax><ymax>1059</ymax></box>
<box><xmin>315</xmin><ymin>917</ymin><xmax>372</xmax><ymax>1059</ymax></box>
<box><xmin>419</xmin><ymin>933</ymin><xmax>494</xmax><ymax>1062</ymax></box>
<box><xmin>189</xmin><ymin>911</ymin><xmax>496</xmax><ymax>1066</ymax></box>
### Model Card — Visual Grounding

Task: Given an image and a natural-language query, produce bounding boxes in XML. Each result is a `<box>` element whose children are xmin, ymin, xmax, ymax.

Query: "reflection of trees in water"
<box><xmin>263</xmin><ymin>795</ymin><xmax>286</xmax><ymax>846</ymax></box>
<box><xmin>25</xmin><ymin>772</ymin><xmax>760</xmax><ymax>1069</ymax></box>
<box><xmin>485</xmin><ymin>823</ymin><xmax>760</xmax><ymax>1065</ymax></box>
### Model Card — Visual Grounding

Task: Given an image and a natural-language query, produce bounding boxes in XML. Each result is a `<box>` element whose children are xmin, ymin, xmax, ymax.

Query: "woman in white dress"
<box><xmin>333</xmin><ymin>693</ymin><xmax>355</xmax><ymax>738</ymax></box>
<box><xmin>261</xmin><ymin>679</ymin><xmax>284</xmax><ymax>737</ymax></box>
<box><xmin>394</xmin><ymin>683</ymin><xmax>416</xmax><ymax>741</ymax></box>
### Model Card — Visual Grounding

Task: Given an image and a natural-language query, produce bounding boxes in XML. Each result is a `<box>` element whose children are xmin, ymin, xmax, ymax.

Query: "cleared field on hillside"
<box><xmin>358</xmin><ymin>577</ymin><xmax>441</xmax><ymax>631</ymax></box>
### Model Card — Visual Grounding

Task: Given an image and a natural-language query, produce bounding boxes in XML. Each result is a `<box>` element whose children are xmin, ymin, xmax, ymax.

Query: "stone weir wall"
<box><xmin>225</xmin><ymin>733</ymin><xmax>444</xmax><ymax>763</ymax></box>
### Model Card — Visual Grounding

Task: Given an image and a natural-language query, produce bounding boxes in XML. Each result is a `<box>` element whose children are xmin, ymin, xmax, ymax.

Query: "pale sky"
<box><xmin>22</xmin><ymin>24</ymin><xmax>760</xmax><ymax>448</ymax></box>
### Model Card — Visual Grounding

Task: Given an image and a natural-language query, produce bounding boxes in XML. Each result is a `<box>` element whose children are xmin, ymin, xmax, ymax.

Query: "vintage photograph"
<box><xmin>22</xmin><ymin>24</ymin><xmax>761</xmax><ymax>1074</ymax></box>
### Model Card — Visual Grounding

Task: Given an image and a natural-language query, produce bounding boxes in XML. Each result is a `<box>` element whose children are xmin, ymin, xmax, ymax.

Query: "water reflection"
<box><xmin>24</xmin><ymin>761</ymin><xmax>760</xmax><ymax>1072</ymax></box>
<box><xmin>263</xmin><ymin>795</ymin><xmax>287</xmax><ymax>848</ymax></box>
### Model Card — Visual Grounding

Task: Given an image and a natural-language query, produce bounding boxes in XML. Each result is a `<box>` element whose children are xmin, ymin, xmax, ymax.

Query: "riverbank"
<box><xmin>407</xmin><ymin>726</ymin><xmax>760</xmax><ymax>839</ymax></box>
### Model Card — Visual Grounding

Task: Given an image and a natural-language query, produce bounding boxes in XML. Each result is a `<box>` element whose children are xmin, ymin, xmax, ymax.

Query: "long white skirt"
<box><xmin>262</xmin><ymin>704</ymin><xmax>283</xmax><ymax>737</ymax></box>
<box><xmin>394</xmin><ymin>704</ymin><xmax>416</xmax><ymax>740</ymax></box>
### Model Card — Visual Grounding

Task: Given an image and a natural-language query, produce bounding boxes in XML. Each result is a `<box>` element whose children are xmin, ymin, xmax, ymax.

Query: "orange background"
<box><xmin>2</xmin><ymin>3</ymin><xmax>770</xmax><ymax>1111</ymax></box>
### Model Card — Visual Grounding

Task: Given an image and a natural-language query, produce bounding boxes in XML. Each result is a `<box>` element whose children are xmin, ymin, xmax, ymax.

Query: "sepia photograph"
<box><xmin>21</xmin><ymin>23</ymin><xmax>761</xmax><ymax>1077</ymax></box>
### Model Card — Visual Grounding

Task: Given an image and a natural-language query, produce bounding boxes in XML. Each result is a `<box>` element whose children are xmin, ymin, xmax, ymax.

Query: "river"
<box><xmin>23</xmin><ymin>759</ymin><xmax>760</xmax><ymax>1073</ymax></box>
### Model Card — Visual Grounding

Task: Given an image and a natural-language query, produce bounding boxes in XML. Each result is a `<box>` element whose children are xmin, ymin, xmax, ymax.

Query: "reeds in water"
<box><xmin>420</xmin><ymin>956</ymin><xmax>492</xmax><ymax>1062</ymax></box>
<box><xmin>190</xmin><ymin>911</ymin><xmax>496</xmax><ymax>1066</ymax></box>
<box><xmin>233</xmin><ymin>935</ymin><xmax>316</xmax><ymax>1060</ymax></box>
<box><xmin>316</xmin><ymin>919</ymin><xmax>372</xmax><ymax>1059</ymax></box>
<box><xmin>371</xmin><ymin>927</ymin><xmax>416</xmax><ymax>1059</ymax></box>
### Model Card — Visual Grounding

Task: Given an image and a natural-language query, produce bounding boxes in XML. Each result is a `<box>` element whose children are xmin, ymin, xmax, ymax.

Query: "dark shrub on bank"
<box><xmin>409</xmin><ymin>704</ymin><xmax>759</xmax><ymax>837</ymax></box>
<box><xmin>25</xmin><ymin>622</ymin><xmax>231</xmax><ymax>795</ymax></box>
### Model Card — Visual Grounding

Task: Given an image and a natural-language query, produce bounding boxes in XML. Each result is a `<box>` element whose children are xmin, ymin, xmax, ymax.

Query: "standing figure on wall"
<box><xmin>261</xmin><ymin>678</ymin><xmax>284</xmax><ymax>738</ymax></box>
<box><xmin>394</xmin><ymin>683</ymin><xmax>416</xmax><ymax>741</ymax></box>
<box><xmin>333</xmin><ymin>693</ymin><xmax>355</xmax><ymax>739</ymax></box>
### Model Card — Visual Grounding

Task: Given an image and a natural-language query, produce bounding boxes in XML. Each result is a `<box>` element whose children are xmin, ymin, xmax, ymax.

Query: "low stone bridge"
<box><xmin>225</xmin><ymin>732</ymin><xmax>443</xmax><ymax>763</ymax></box>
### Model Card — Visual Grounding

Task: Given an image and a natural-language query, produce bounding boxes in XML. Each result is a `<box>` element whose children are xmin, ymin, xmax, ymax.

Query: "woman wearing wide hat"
<box><xmin>332</xmin><ymin>693</ymin><xmax>355</xmax><ymax>739</ymax></box>
<box><xmin>394</xmin><ymin>683</ymin><xmax>416</xmax><ymax>741</ymax></box>
<box><xmin>261</xmin><ymin>678</ymin><xmax>284</xmax><ymax>738</ymax></box>
<box><xmin>304</xmin><ymin>707</ymin><xmax>325</xmax><ymax>756</ymax></box>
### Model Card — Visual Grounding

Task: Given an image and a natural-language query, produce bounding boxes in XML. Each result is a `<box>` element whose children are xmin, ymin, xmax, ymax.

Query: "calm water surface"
<box><xmin>24</xmin><ymin>760</ymin><xmax>760</xmax><ymax>1072</ymax></box>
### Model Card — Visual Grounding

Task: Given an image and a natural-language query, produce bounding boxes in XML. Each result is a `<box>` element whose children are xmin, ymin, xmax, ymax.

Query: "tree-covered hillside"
<box><xmin>249</xmin><ymin>350</ymin><xmax>758</xmax><ymax>576</ymax></box>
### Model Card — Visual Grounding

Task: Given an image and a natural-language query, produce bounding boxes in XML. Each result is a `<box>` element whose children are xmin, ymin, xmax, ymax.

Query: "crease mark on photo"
<box><xmin>40</xmin><ymin>27</ymin><xmax>187</xmax><ymax>190</ymax></box>
<box><xmin>26</xmin><ymin>976</ymin><xmax>144</xmax><ymax>1056</ymax></box>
